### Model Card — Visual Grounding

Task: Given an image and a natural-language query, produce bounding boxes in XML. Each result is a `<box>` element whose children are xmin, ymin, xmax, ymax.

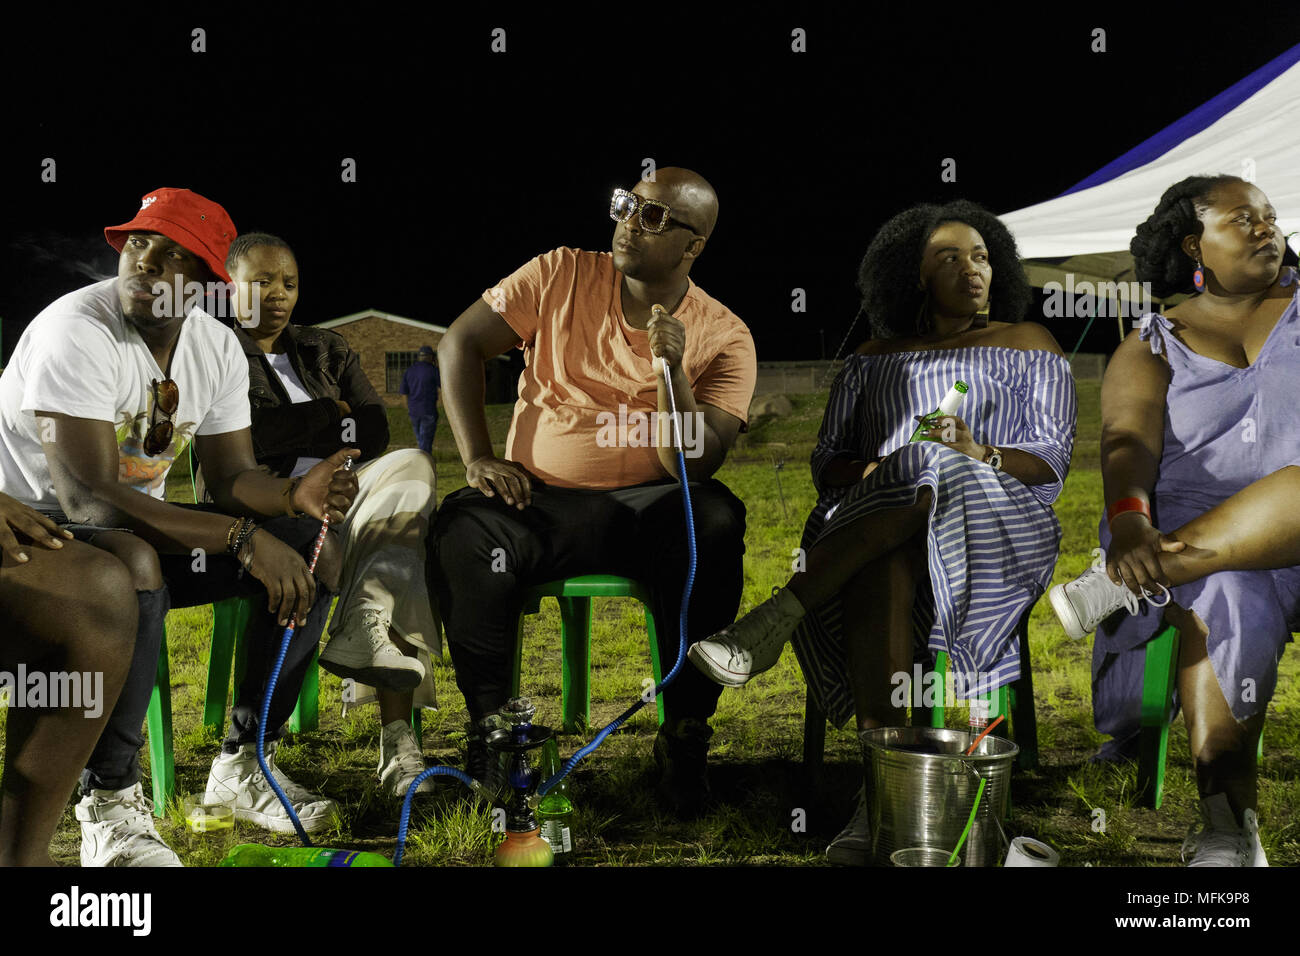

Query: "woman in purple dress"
<box><xmin>1051</xmin><ymin>175</ymin><xmax>1299</xmax><ymax>867</ymax></box>
<box><xmin>690</xmin><ymin>200</ymin><xmax>1076</xmax><ymax>864</ymax></box>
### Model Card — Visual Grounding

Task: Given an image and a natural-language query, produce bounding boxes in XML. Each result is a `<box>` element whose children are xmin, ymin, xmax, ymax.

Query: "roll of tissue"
<box><xmin>1004</xmin><ymin>836</ymin><xmax>1059</xmax><ymax>867</ymax></box>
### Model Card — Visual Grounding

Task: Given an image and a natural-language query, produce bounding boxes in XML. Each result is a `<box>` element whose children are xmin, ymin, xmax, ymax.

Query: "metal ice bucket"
<box><xmin>861</xmin><ymin>726</ymin><xmax>1016</xmax><ymax>867</ymax></box>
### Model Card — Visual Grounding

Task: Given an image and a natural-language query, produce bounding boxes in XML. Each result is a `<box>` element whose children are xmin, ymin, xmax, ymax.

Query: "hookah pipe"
<box><xmin>531</xmin><ymin>344</ymin><xmax>697</xmax><ymax>802</ymax></box>
<box><xmin>254</xmin><ymin>456</ymin><xmax>353</xmax><ymax>847</ymax></box>
<box><xmin>394</xmin><ymin>305</ymin><xmax>699</xmax><ymax>865</ymax></box>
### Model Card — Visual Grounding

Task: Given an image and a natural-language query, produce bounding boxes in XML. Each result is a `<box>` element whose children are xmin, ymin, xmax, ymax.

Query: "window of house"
<box><xmin>386</xmin><ymin>351</ymin><xmax>419</xmax><ymax>392</ymax></box>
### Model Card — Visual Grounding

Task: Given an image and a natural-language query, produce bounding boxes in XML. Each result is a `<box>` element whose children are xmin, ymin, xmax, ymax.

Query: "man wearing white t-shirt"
<box><xmin>0</xmin><ymin>188</ymin><xmax>359</xmax><ymax>866</ymax></box>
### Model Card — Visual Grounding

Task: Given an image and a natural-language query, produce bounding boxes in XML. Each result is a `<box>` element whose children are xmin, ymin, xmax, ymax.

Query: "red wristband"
<box><xmin>1107</xmin><ymin>496</ymin><xmax>1151</xmax><ymax>525</ymax></box>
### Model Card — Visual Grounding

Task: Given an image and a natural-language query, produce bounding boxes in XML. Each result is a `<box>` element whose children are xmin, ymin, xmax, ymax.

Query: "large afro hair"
<box><xmin>857</xmin><ymin>199</ymin><xmax>1031</xmax><ymax>340</ymax></box>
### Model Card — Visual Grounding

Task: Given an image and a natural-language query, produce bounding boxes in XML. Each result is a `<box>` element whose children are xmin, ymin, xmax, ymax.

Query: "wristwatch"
<box><xmin>982</xmin><ymin>445</ymin><xmax>1003</xmax><ymax>470</ymax></box>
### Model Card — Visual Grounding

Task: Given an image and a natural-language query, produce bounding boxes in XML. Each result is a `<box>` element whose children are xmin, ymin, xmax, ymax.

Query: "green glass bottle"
<box><xmin>219</xmin><ymin>843</ymin><xmax>393</xmax><ymax>867</ymax></box>
<box><xmin>909</xmin><ymin>381</ymin><xmax>968</xmax><ymax>442</ymax></box>
<box><xmin>535</xmin><ymin>739</ymin><xmax>574</xmax><ymax>864</ymax></box>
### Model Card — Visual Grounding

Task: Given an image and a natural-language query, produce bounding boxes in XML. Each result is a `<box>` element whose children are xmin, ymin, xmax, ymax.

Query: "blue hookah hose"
<box><xmin>393</xmin><ymin>766</ymin><xmax>486</xmax><ymax>867</ymax></box>
<box><xmin>537</xmin><ymin>354</ymin><xmax>696</xmax><ymax>793</ymax></box>
<box><xmin>254</xmin><ymin>459</ymin><xmax>353</xmax><ymax>848</ymax></box>
<box><xmin>257</xmin><ymin>622</ymin><xmax>313</xmax><ymax>846</ymax></box>
<box><xmin>254</xmin><ymin>467</ymin><xmax>489</xmax><ymax>864</ymax></box>
<box><xmin>393</xmin><ymin>350</ymin><xmax>699</xmax><ymax>864</ymax></box>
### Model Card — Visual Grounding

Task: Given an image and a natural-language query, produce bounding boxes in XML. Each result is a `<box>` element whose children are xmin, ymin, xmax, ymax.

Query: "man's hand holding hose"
<box><xmin>240</xmin><ymin>448</ymin><xmax>359</xmax><ymax>627</ymax></box>
<box><xmin>293</xmin><ymin>448</ymin><xmax>360</xmax><ymax>524</ymax></box>
<box><xmin>649</xmin><ymin>304</ymin><xmax>700</xmax><ymax>478</ymax></box>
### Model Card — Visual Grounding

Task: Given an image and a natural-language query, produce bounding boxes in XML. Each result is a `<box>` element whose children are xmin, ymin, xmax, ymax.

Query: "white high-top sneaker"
<box><xmin>688</xmin><ymin>587</ymin><xmax>806</xmax><ymax>687</ymax></box>
<box><xmin>1049</xmin><ymin>565</ymin><xmax>1169</xmax><ymax>640</ymax></box>
<box><xmin>208</xmin><ymin>742</ymin><xmax>338</xmax><ymax>834</ymax></box>
<box><xmin>320</xmin><ymin>607</ymin><xmax>426</xmax><ymax>690</ymax></box>
<box><xmin>76</xmin><ymin>783</ymin><xmax>183</xmax><ymax>867</ymax></box>
<box><xmin>378</xmin><ymin>720</ymin><xmax>436</xmax><ymax>798</ymax></box>
<box><xmin>1181</xmin><ymin>793</ymin><xmax>1269</xmax><ymax>867</ymax></box>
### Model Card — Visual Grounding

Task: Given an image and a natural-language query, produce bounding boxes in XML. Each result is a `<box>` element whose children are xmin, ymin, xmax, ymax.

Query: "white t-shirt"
<box><xmin>265</xmin><ymin>352</ymin><xmax>325</xmax><ymax>478</ymax></box>
<box><xmin>0</xmin><ymin>278</ymin><xmax>252</xmax><ymax>509</ymax></box>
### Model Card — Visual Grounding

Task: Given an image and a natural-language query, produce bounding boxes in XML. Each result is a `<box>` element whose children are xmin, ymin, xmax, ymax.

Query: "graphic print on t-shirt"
<box><xmin>0</xmin><ymin>279</ymin><xmax>252</xmax><ymax>510</ymax></box>
<box><xmin>114</xmin><ymin>386</ymin><xmax>197</xmax><ymax>496</ymax></box>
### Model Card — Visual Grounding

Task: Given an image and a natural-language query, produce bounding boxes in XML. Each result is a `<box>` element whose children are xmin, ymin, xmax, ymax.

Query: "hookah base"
<box><xmin>494</xmin><ymin>829</ymin><xmax>554</xmax><ymax>868</ymax></box>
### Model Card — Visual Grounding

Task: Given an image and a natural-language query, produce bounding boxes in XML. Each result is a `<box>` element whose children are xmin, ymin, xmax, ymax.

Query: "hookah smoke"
<box><xmin>394</xmin><ymin>306</ymin><xmax>699</xmax><ymax>865</ymax></box>
<box><xmin>254</xmin><ymin>456</ymin><xmax>353</xmax><ymax>847</ymax></box>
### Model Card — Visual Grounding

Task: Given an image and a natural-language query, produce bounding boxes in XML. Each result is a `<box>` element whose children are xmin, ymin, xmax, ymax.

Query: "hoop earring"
<box><xmin>1193</xmin><ymin>257</ymin><xmax>1206</xmax><ymax>292</ymax></box>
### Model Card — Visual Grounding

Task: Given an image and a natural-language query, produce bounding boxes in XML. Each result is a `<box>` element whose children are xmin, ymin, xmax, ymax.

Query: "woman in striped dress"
<box><xmin>690</xmin><ymin>200</ymin><xmax>1076</xmax><ymax>863</ymax></box>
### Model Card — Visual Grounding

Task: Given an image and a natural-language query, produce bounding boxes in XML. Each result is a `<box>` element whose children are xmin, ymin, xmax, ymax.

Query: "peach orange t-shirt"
<box><xmin>483</xmin><ymin>247</ymin><xmax>756</xmax><ymax>489</ymax></box>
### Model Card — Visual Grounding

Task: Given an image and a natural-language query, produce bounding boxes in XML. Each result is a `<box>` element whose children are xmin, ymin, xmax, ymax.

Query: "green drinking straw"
<box><xmin>947</xmin><ymin>776</ymin><xmax>987</xmax><ymax>867</ymax></box>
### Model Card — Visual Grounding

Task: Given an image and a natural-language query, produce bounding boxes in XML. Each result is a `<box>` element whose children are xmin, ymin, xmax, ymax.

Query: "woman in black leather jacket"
<box><xmin>225</xmin><ymin>232</ymin><xmax>441</xmax><ymax>800</ymax></box>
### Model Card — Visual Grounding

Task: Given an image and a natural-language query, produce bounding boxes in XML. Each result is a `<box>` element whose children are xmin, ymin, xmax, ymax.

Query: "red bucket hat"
<box><xmin>104</xmin><ymin>188</ymin><xmax>238</xmax><ymax>285</ymax></box>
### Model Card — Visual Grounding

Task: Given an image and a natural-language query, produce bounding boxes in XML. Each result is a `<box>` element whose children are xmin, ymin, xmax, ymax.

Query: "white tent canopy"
<box><xmin>1002</xmin><ymin>44</ymin><xmax>1300</xmax><ymax>313</ymax></box>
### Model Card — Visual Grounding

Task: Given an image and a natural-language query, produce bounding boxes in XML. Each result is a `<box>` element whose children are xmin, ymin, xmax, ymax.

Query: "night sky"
<box><xmin>2</xmin><ymin>8</ymin><xmax>1298</xmax><ymax>366</ymax></box>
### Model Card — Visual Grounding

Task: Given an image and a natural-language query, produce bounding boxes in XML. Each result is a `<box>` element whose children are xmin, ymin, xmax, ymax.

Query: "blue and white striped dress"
<box><xmin>792</xmin><ymin>346</ymin><xmax>1077</xmax><ymax>727</ymax></box>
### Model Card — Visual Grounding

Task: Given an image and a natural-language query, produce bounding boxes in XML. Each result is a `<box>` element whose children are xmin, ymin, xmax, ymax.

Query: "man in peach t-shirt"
<box><xmin>431</xmin><ymin>168</ymin><xmax>757</xmax><ymax>816</ymax></box>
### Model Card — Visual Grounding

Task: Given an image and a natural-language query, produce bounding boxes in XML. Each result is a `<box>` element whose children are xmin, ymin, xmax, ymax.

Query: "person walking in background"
<box><xmin>401</xmin><ymin>346</ymin><xmax>440</xmax><ymax>453</ymax></box>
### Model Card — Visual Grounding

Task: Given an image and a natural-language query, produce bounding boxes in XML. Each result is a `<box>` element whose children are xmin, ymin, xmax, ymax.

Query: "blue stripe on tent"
<box><xmin>1062</xmin><ymin>42</ymin><xmax>1300</xmax><ymax>196</ymax></box>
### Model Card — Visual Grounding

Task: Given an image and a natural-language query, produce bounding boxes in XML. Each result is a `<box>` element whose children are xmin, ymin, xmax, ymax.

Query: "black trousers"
<box><xmin>429</xmin><ymin>479</ymin><xmax>746</xmax><ymax>724</ymax></box>
<box><xmin>53</xmin><ymin>506</ymin><xmax>335</xmax><ymax>793</ymax></box>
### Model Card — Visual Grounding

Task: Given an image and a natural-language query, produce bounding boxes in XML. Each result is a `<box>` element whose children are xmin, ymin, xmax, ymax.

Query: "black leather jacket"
<box><xmin>236</xmin><ymin>323</ymin><xmax>390</xmax><ymax>478</ymax></box>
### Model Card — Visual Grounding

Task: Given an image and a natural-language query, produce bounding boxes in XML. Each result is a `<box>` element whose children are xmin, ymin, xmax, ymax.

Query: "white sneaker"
<box><xmin>320</xmin><ymin>608</ymin><xmax>426</xmax><ymax>690</ymax></box>
<box><xmin>208</xmin><ymin>742</ymin><xmax>339</xmax><ymax>835</ymax></box>
<box><xmin>1049</xmin><ymin>565</ymin><xmax>1169</xmax><ymax>640</ymax></box>
<box><xmin>826</xmin><ymin>787</ymin><xmax>872</xmax><ymax>866</ymax></box>
<box><xmin>378</xmin><ymin>720</ymin><xmax>436</xmax><ymax>798</ymax></box>
<box><xmin>76</xmin><ymin>783</ymin><xmax>183</xmax><ymax>867</ymax></box>
<box><xmin>688</xmin><ymin>587</ymin><xmax>806</xmax><ymax>687</ymax></box>
<box><xmin>1181</xmin><ymin>793</ymin><xmax>1269</xmax><ymax>867</ymax></box>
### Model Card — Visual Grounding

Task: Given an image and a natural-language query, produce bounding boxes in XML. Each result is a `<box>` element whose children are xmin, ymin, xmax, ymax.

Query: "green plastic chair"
<box><xmin>1136</xmin><ymin>622</ymin><xmax>1263</xmax><ymax>809</ymax></box>
<box><xmin>802</xmin><ymin>607</ymin><xmax>1038</xmax><ymax>786</ymax></box>
<box><xmin>191</xmin><ymin>445</ymin><xmax>316</xmax><ymax>739</ymax></box>
<box><xmin>915</xmin><ymin>606</ymin><xmax>1038</xmax><ymax>771</ymax></box>
<box><xmin>513</xmin><ymin>574</ymin><xmax>667</xmax><ymax>732</ymax></box>
<box><xmin>144</xmin><ymin>605</ymin><xmax>322</xmax><ymax>818</ymax></box>
<box><xmin>201</xmin><ymin>599</ymin><xmax>321</xmax><ymax>737</ymax></box>
<box><xmin>144</xmin><ymin>631</ymin><xmax>176</xmax><ymax>817</ymax></box>
<box><xmin>922</xmin><ymin>644</ymin><xmax>1037</xmax><ymax>772</ymax></box>
<box><xmin>143</xmin><ymin>445</ymin><xmax>320</xmax><ymax>817</ymax></box>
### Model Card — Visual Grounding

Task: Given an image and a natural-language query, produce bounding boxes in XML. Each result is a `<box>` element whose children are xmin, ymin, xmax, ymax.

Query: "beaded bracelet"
<box><xmin>231</xmin><ymin>519</ymin><xmax>259</xmax><ymax>564</ymax></box>
<box><xmin>226</xmin><ymin>517</ymin><xmax>252</xmax><ymax>555</ymax></box>
<box><xmin>225</xmin><ymin>517</ymin><xmax>244</xmax><ymax>553</ymax></box>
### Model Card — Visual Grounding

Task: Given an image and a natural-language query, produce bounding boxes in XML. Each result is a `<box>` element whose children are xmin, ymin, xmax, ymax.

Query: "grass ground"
<box><xmin>5</xmin><ymin>383</ymin><xmax>1298</xmax><ymax>866</ymax></box>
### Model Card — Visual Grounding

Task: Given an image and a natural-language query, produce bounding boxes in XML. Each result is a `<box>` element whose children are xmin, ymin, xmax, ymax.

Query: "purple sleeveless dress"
<box><xmin>1092</xmin><ymin>266</ymin><xmax>1300</xmax><ymax>740</ymax></box>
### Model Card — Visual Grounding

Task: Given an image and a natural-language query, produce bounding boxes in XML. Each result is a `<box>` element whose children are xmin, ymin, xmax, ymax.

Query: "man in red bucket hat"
<box><xmin>0</xmin><ymin>188</ymin><xmax>361</xmax><ymax>865</ymax></box>
<box><xmin>104</xmin><ymin>187</ymin><xmax>238</xmax><ymax>285</ymax></box>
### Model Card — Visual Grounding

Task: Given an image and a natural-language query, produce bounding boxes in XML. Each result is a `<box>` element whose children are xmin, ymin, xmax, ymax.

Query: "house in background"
<box><xmin>314</xmin><ymin>309</ymin><xmax>518</xmax><ymax>405</ymax></box>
